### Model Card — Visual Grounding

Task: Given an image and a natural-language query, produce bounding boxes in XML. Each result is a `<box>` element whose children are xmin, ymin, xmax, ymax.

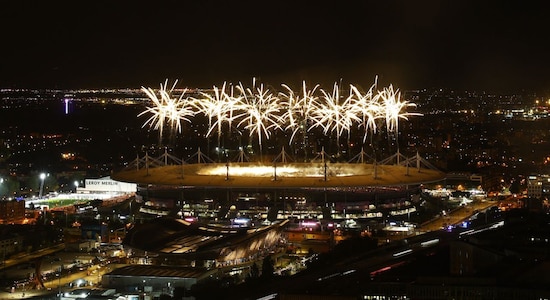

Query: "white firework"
<box><xmin>139</xmin><ymin>79</ymin><xmax>195</xmax><ymax>143</ymax></box>
<box><xmin>234</xmin><ymin>79</ymin><xmax>283</xmax><ymax>152</ymax></box>
<box><xmin>310</xmin><ymin>82</ymin><xmax>361</xmax><ymax>151</ymax></box>
<box><xmin>279</xmin><ymin>81</ymin><xmax>320</xmax><ymax>145</ymax></box>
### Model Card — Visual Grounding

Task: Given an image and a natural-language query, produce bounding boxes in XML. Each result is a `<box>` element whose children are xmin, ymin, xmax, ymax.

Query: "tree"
<box><xmin>173</xmin><ymin>286</ymin><xmax>187</xmax><ymax>300</ymax></box>
<box><xmin>509</xmin><ymin>179</ymin><xmax>521</xmax><ymax>195</ymax></box>
<box><xmin>158</xmin><ymin>294</ymin><xmax>172</xmax><ymax>300</ymax></box>
<box><xmin>250</xmin><ymin>262</ymin><xmax>259</xmax><ymax>279</ymax></box>
<box><xmin>261</xmin><ymin>255</ymin><xmax>274</xmax><ymax>279</ymax></box>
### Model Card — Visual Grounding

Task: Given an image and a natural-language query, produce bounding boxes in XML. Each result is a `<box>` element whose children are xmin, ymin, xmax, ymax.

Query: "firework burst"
<box><xmin>139</xmin><ymin>79</ymin><xmax>195</xmax><ymax>144</ymax></box>
<box><xmin>310</xmin><ymin>82</ymin><xmax>361</xmax><ymax>154</ymax></box>
<box><xmin>138</xmin><ymin>77</ymin><xmax>422</xmax><ymax>159</ymax></box>
<box><xmin>280</xmin><ymin>81</ymin><xmax>320</xmax><ymax>145</ymax></box>
<box><xmin>235</xmin><ymin>80</ymin><xmax>283</xmax><ymax>153</ymax></box>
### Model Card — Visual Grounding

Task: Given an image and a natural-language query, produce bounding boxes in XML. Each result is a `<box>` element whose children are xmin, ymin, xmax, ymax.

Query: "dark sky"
<box><xmin>2</xmin><ymin>1</ymin><xmax>550</xmax><ymax>93</ymax></box>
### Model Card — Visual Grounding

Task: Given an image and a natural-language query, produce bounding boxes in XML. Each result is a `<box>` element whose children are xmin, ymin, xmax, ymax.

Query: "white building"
<box><xmin>77</xmin><ymin>176</ymin><xmax>137</xmax><ymax>195</ymax></box>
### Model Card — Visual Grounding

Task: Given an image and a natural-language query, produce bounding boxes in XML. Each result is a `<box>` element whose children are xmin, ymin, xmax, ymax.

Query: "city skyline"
<box><xmin>2</xmin><ymin>1</ymin><xmax>550</xmax><ymax>93</ymax></box>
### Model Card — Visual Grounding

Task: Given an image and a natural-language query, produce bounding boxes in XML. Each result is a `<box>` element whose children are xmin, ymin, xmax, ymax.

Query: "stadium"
<box><xmin>112</xmin><ymin>78</ymin><xmax>446</xmax><ymax>254</ymax></box>
<box><xmin>103</xmin><ymin>79</ymin><xmax>449</xmax><ymax>295</ymax></box>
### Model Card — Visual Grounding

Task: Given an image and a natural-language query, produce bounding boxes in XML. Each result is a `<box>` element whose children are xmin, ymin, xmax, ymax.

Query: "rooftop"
<box><xmin>113</xmin><ymin>162</ymin><xmax>445</xmax><ymax>189</ymax></box>
<box><xmin>106</xmin><ymin>264</ymin><xmax>208</xmax><ymax>279</ymax></box>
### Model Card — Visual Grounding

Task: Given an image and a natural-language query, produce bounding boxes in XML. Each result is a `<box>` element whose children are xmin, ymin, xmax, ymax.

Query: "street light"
<box><xmin>57</xmin><ymin>271</ymin><xmax>61</xmax><ymax>300</ymax></box>
<box><xmin>39</xmin><ymin>173</ymin><xmax>46</xmax><ymax>198</ymax></box>
<box><xmin>74</xmin><ymin>180</ymin><xmax>79</xmax><ymax>193</ymax></box>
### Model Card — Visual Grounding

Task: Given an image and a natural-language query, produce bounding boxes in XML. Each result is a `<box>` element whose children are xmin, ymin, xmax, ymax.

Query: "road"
<box><xmin>417</xmin><ymin>199</ymin><xmax>497</xmax><ymax>232</ymax></box>
<box><xmin>0</xmin><ymin>262</ymin><xmax>118</xmax><ymax>299</ymax></box>
<box><xmin>0</xmin><ymin>244</ymin><xmax>66</xmax><ymax>271</ymax></box>
<box><xmin>0</xmin><ymin>245</ymin><xmax>118</xmax><ymax>300</ymax></box>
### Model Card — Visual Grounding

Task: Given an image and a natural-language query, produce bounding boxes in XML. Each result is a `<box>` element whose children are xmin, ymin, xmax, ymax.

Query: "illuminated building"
<box><xmin>0</xmin><ymin>199</ymin><xmax>25</xmax><ymax>223</ymax></box>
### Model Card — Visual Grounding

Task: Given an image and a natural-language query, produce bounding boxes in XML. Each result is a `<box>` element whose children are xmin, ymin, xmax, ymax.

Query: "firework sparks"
<box><xmin>139</xmin><ymin>77</ymin><xmax>422</xmax><ymax>157</ymax></box>
<box><xmin>194</xmin><ymin>82</ymin><xmax>240</xmax><ymax>148</ymax></box>
<box><xmin>350</xmin><ymin>80</ymin><xmax>384</xmax><ymax>143</ymax></box>
<box><xmin>139</xmin><ymin>80</ymin><xmax>195</xmax><ymax>144</ymax></box>
<box><xmin>310</xmin><ymin>82</ymin><xmax>361</xmax><ymax>152</ymax></box>
<box><xmin>377</xmin><ymin>84</ymin><xmax>422</xmax><ymax>133</ymax></box>
<box><xmin>280</xmin><ymin>81</ymin><xmax>320</xmax><ymax>145</ymax></box>
<box><xmin>234</xmin><ymin>80</ymin><xmax>283</xmax><ymax>152</ymax></box>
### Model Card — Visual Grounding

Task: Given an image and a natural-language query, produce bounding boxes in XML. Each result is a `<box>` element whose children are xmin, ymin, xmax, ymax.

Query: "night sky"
<box><xmin>2</xmin><ymin>1</ymin><xmax>550</xmax><ymax>93</ymax></box>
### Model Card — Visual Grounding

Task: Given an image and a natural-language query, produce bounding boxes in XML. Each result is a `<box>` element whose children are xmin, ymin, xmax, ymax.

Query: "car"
<box><xmin>69</xmin><ymin>279</ymin><xmax>88</xmax><ymax>288</ymax></box>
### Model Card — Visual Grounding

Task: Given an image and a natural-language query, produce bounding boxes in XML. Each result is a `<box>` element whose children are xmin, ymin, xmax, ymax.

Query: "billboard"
<box><xmin>80</xmin><ymin>177</ymin><xmax>137</xmax><ymax>194</ymax></box>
